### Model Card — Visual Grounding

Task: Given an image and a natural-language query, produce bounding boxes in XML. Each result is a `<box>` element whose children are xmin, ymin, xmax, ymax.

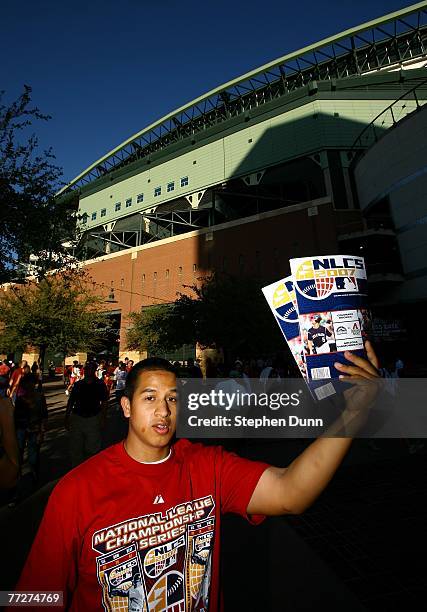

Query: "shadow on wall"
<box><xmin>194</xmin><ymin>112</ymin><xmax>388</xmax><ymax>283</ymax></box>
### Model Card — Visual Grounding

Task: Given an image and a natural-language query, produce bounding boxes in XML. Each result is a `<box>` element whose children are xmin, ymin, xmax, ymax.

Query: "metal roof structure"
<box><xmin>58</xmin><ymin>1</ymin><xmax>427</xmax><ymax>198</ymax></box>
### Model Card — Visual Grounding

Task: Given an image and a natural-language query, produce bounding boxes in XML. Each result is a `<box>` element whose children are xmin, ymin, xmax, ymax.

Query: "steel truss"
<box><xmin>58</xmin><ymin>3</ymin><xmax>427</xmax><ymax>197</ymax></box>
<box><xmin>77</xmin><ymin>208</ymin><xmax>214</xmax><ymax>257</ymax></box>
<box><xmin>141</xmin><ymin>208</ymin><xmax>212</xmax><ymax>242</ymax></box>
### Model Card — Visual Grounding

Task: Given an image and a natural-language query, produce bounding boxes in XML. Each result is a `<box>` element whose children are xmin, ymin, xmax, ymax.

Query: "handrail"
<box><xmin>351</xmin><ymin>76</ymin><xmax>427</xmax><ymax>151</ymax></box>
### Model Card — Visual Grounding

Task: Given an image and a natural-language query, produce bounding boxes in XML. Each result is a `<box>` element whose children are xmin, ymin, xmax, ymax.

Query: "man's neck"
<box><xmin>124</xmin><ymin>438</ymin><xmax>172</xmax><ymax>464</ymax></box>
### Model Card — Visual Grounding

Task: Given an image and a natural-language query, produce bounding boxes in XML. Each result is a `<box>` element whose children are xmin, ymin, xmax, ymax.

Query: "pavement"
<box><xmin>1</xmin><ymin>378</ymin><xmax>426</xmax><ymax>610</ymax></box>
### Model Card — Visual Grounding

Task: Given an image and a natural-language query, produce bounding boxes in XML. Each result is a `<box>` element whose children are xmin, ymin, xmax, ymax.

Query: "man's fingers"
<box><xmin>364</xmin><ymin>340</ymin><xmax>380</xmax><ymax>370</ymax></box>
<box><xmin>335</xmin><ymin>361</ymin><xmax>378</xmax><ymax>379</ymax></box>
<box><xmin>340</xmin><ymin>350</ymin><xmax>379</xmax><ymax>377</ymax></box>
<box><xmin>342</xmin><ymin>349</ymin><xmax>378</xmax><ymax>374</ymax></box>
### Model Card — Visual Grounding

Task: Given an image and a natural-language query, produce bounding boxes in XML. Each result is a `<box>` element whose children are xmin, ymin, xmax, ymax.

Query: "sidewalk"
<box><xmin>238</xmin><ymin>438</ymin><xmax>427</xmax><ymax>610</ymax></box>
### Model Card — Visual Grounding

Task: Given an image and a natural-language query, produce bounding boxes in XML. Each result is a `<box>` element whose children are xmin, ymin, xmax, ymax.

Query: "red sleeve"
<box><xmin>219</xmin><ymin>448</ymin><xmax>270</xmax><ymax>524</ymax></box>
<box><xmin>15</xmin><ymin>477</ymin><xmax>80</xmax><ymax>609</ymax></box>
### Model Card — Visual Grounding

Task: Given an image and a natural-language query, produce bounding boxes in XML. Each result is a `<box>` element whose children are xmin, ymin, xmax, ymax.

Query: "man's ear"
<box><xmin>121</xmin><ymin>395</ymin><xmax>131</xmax><ymax>418</ymax></box>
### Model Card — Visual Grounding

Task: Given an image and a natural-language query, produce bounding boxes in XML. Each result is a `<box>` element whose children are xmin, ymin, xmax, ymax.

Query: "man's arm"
<box><xmin>247</xmin><ymin>342</ymin><xmax>379</xmax><ymax>516</ymax></box>
<box><xmin>9</xmin><ymin>371</ymin><xmax>22</xmax><ymax>397</ymax></box>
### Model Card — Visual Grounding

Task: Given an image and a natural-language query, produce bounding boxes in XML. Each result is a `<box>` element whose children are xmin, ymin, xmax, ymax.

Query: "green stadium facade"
<box><xmin>57</xmin><ymin>2</ymin><xmax>427</xmax><ymax>363</ymax></box>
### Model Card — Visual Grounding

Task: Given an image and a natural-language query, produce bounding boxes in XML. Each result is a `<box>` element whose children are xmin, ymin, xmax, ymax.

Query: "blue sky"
<box><xmin>2</xmin><ymin>0</ymin><xmax>416</xmax><ymax>183</ymax></box>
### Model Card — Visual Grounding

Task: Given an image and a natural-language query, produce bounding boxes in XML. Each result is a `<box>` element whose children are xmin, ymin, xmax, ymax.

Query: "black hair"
<box><xmin>124</xmin><ymin>357</ymin><xmax>177</xmax><ymax>401</ymax></box>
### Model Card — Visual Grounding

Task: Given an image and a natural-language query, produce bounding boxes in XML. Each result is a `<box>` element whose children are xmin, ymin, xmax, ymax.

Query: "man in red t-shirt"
<box><xmin>0</xmin><ymin>359</ymin><xmax>10</xmax><ymax>377</ymax></box>
<box><xmin>8</xmin><ymin>360</ymin><xmax>28</xmax><ymax>400</ymax></box>
<box><xmin>0</xmin><ymin>360</ymin><xmax>11</xmax><ymax>399</ymax></box>
<box><xmin>16</xmin><ymin>346</ymin><xmax>379</xmax><ymax>610</ymax></box>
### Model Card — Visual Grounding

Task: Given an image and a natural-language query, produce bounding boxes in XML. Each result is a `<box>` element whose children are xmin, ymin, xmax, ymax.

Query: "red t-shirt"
<box><xmin>0</xmin><ymin>363</ymin><xmax>10</xmax><ymax>377</ymax></box>
<box><xmin>16</xmin><ymin>439</ymin><xmax>269</xmax><ymax>611</ymax></box>
<box><xmin>9</xmin><ymin>368</ymin><xmax>22</xmax><ymax>387</ymax></box>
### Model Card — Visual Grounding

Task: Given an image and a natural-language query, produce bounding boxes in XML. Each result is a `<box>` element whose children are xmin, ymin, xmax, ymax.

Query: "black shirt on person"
<box><xmin>68</xmin><ymin>379</ymin><xmax>108</xmax><ymax>418</ymax></box>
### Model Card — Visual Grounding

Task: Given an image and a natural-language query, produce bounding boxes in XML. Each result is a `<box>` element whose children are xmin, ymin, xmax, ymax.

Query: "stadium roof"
<box><xmin>58</xmin><ymin>1</ymin><xmax>427</xmax><ymax>198</ymax></box>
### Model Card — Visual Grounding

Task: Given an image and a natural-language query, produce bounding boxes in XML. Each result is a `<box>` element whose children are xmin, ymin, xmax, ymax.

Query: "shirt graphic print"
<box><xmin>93</xmin><ymin>496</ymin><xmax>215</xmax><ymax>611</ymax></box>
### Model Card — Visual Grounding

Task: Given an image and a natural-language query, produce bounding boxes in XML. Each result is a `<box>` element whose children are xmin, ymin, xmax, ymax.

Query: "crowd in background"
<box><xmin>0</xmin><ymin>347</ymin><xmax>418</xmax><ymax>505</ymax></box>
<box><xmin>0</xmin><ymin>359</ymin><xmax>47</xmax><ymax>504</ymax></box>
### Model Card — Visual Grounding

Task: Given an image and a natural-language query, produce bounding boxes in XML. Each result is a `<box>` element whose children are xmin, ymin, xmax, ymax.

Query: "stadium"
<box><xmin>56</xmin><ymin>1</ymin><xmax>427</xmax><ymax>364</ymax></box>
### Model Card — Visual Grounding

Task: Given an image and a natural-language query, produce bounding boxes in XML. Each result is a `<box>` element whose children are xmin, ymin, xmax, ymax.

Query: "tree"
<box><xmin>126</xmin><ymin>274</ymin><xmax>281</xmax><ymax>359</ymax></box>
<box><xmin>0</xmin><ymin>86</ymin><xmax>72</xmax><ymax>281</ymax></box>
<box><xmin>0</xmin><ymin>269</ymin><xmax>108</xmax><ymax>371</ymax></box>
<box><xmin>126</xmin><ymin>304</ymin><xmax>190</xmax><ymax>355</ymax></box>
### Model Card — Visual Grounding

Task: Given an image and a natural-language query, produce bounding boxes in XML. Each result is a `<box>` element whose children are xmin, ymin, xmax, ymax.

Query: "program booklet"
<box><xmin>290</xmin><ymin>254</ymin><xmax>371</xmax><ymax>380</ymax></box>
<box><xmin>261</xmin><ymin>276</ymin><xmax>307</xmax><ymax>378</ymax></box>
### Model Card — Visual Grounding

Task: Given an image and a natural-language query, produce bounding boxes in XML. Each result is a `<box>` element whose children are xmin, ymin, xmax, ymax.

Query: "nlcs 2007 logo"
<box><xmin>272</xmin><ymin>280</ymin><xmax>298</xmax><ymax>323</ymax></box>
<box><xmin>294</xmin><ymin>259</ymin><xmax>359</xmax><ymax>300</ymax></box>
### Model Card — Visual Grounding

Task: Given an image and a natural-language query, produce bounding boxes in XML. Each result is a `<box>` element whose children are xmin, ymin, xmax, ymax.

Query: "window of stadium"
<box><xmin>82</xmin><ymin>214</ymin><xmax>88</xmax><ymax>225</ymax></box>
<box><xmin>101</xmin><ymin>208</ymin><xmax>106</xmax><ymax>217</ymax></box>
<box><xmin>115</xmin><ymin>202</ymin><xmax>121</xmax><ymax>211</ymax></box>
<box><xmin>167</xmin><ymin>182</ymin><xmax>175</xmax><ymax>192</ymax></box>
<box><xmin>180</xmin><ymin>176</ymin><xmax>189</xmax><ymax>187</ymax></box>
<box><xmin>126</xmin><ymin>198</ymin><xmax>132</xmax><ymax>208</ymax></box>
<box><xmin>154</xmin><ymin>187</ymin><xmax>161</xmax><ymax>197</ymax></box>
<box><xmin>137</xmin><ymin>193</ymin><xmax>144</xmax><ymax>203</ymax></box>
<box><xmin>91</xmin><ymin>212</ymin><xmax>97</xmax><ymax>221</ymax></box>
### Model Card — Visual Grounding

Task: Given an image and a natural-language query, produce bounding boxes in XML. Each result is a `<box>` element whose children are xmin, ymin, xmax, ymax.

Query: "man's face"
<box><xmin>122</xmin><ymin>369</ymin><xmax>177</xmax><ymax>457</ymax></box>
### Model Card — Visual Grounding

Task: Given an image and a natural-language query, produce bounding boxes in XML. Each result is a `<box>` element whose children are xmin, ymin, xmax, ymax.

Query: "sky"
<box><xmin>1</xmin><ymin>0</ymin><xmax>419</xmax><ymax>183</ymax></box>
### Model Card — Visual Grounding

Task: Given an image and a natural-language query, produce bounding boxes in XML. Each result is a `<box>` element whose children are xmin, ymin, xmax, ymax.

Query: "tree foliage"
<box><xmin>0</xmin><ymin>86</ymin><xmax>72</xmax><ymax>281</ymax></box>
<box><xmin>126</xmin><ymin>304</ymin><xmax>187</xmax><ymax>355</ymax></box>
<box><xmin>0</xmin><ymin>269</ymin><xmax>108</xmax><ymax>367</ymax></box>
<box><xmin>126</xmin><ymin>274</ymin><xmax>281</xmax><ymax>358</ymax></box>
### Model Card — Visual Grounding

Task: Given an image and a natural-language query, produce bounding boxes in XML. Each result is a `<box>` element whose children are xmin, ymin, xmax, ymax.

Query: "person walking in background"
<box><xmin>8</xmin><ymin>360</ymin><xmax>28</xmax><ymax>402</ymax></box>
<box><xmin>0</xmin><ymin>393</ymin><xmax>19</xmax><ymax>490</ymax></box>
<box><xmin>10</xmin><ymin>363</ymin><xmax>31</xmax><ymax>405</ymax></box>
<box><xmin>65</xmin><ymin>362</ymin><xmax>109</xmax><ymax>467</ymax></box>
<box><xmin>104</xmin><ymin>363</ymin><xmax>114</xmax><ymax>396</ymax></box>
<box><xmin>0</xmin><ymin>359</ymin><xmax>11</xmax><ymax>399</ymax></box>
<box><xmin>96</xmin><ymin>360</ymin><xmax>107</xmax><ymax>382</ymax></box>
<box><xmin>14</xmin><ymin>373</ymin><xmax>48</xmax><ymax>485</ymax></box>
<box><xmin>65</xmin><ymin>360</ymin><xmax>81</xmax><ymax>396</ymax></box>
<box><xmin>115</xmin><ymin>363</ymin><xmax>128</xmax><ymax>407</ymax></box>
<box><xmin>112</xmin><ymin>361</ymin><xmax>122</xmax><ymax>391</ymax></box>
<box><xmin>31</xmin><ymin>361</ymin><xmax>43</xmax><ymax>390</ymax></box>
